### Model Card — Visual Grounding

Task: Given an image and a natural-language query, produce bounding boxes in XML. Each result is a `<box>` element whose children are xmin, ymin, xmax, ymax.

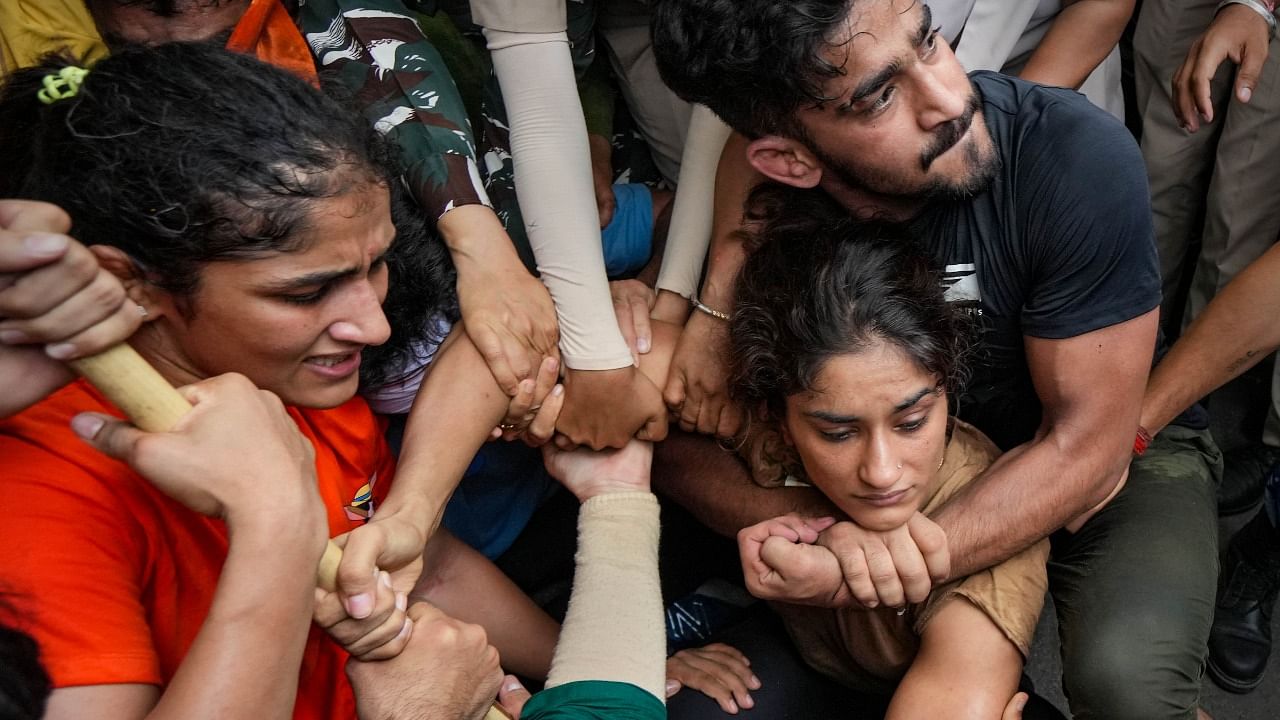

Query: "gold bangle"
<box><xmin>691</xmin><ymin>295</ymin><xmax>730</xmax><ymax>321</ymax></box>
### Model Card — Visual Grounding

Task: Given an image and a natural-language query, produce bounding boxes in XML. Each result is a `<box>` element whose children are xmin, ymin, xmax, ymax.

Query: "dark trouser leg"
<box><xmin>1050</xmin><ymin>425</ymin><xmax>1221</xmax><ymax>720</ymax></box>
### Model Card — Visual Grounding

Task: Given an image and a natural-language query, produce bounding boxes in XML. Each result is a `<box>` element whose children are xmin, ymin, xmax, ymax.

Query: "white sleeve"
<box><xmin>655</xmin><ymin>104</ymin><xmax>731</xmax><ymax>299</ymax></box>
<box><xmin>483</xmin><ymin>25</ymin><xmax>634</xmax><ymax>370</ymax></box>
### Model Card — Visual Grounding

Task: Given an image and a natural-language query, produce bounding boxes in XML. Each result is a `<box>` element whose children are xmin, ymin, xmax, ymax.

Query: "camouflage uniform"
<box><xmin>297</xmin><ymin>0</ymin><xmax>490</xmax><ymax>221</ymax></box>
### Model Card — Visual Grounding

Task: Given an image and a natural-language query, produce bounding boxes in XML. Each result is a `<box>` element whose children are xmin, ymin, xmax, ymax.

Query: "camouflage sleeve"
<box><xmin>298</xmin><ymin>0</ymin><xmax>490</xmax><ymax>219</ymax></box>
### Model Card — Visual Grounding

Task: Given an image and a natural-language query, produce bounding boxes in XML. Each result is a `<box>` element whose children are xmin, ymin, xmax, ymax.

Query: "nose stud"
<box><xmin>897</xmin><ymin>462</ymin><xmax>903</xmax><ymax>469</ymax></box>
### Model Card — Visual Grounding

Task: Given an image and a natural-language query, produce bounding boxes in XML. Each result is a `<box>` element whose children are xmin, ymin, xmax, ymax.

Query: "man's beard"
<box><xmin>807</xmin><ymin>85</ymin><xmax>1000</xmax><ymax>204</ymax></box>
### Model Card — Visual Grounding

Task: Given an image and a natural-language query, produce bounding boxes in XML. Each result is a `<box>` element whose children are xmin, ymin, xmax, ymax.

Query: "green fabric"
<box><xmin>297</xmin><ymin>0</ymin><xmax>487</xmax><ymax>219</ymax></box>
<box><xmin>522</xmin><ymin>680</ymin><xmax>665</xmax><ymax>720</ymax></box>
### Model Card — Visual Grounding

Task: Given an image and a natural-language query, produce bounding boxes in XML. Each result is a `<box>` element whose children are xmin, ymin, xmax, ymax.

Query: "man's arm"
<box><xmin>1142</xmin><ymin>241</ymin><xmax>1280</xmax><ymax>436</ymax></box>
<box><xmin>1018</xmin><ymin>0</ymin><xmax>1135</xmax><ymax>90</ymax></box>
<box><xmin>932</xmin><ymin>309</ymin><xmax>1157</xmax><ymax>579</ymax></box>
<box><xmin>661</xmin><ymin>131</ymin><xmax>758</xmax><ymax>439</ymax></box>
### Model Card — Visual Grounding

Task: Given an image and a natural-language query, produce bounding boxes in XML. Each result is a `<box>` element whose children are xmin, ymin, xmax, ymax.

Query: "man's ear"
<box><xmin>746</xmin><ymin>136</ymin><xmax>824</xmax><ymax>189</ymax></box>
<box><xmin>88</xmin><ymin>245</ymin><xmax>169</xmax><ymax>319</ymax></box>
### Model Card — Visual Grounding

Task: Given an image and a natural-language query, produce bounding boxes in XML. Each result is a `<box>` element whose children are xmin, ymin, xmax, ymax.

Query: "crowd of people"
<box><xmin>0</xmin><ymin>1</ymin><xmax>1277</xmax><ymax>719</ymax></box>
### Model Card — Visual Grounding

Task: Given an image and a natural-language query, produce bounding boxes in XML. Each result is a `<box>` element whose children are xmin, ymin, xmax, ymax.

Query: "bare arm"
<box><xmin>1142</xmin><ymin>242</ymin><xmax>1280</xmax><ymax>435</ymax></box>
<box><xmin>932</xmin><ymin>309</ymin><xmax>1157</xmax><ymax>579</ymax></box>
<box><xmin>1018</xmin><ymin>0</ymin><xmax>1135</xmax><ymax>90</ymax></box>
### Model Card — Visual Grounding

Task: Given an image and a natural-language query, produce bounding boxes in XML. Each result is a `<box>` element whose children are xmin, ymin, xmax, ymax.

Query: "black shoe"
<box><xmin>1218</xmin><ymin>444</ymin><xmax>1280</xmax><ymax>516</ymax></box>
<box><xmin>1206</xmin><ymin>512</ymin><xmax>1280</xmax><ymax>693</ymax></box>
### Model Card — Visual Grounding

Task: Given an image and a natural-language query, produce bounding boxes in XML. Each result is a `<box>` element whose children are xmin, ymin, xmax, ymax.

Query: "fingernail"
<box><xmin>545</xmin><ymin>356</ymin><xmax>559</xmax><ymax>372</ymax></box>
<box><xmin>749</xmin><ymin>675</ymin><xmax>761</xmax><ymax>689</ymax></box>
<box><xmin>665</xmin><ymin>679</ymin><xmax>680</xmax><ymax>696</ymax></box>
<box><xmin>1015</xmin><ymin>695</ymin><xmax>1027</xmax><ymax>711</ymax></box>
<box><xmin>22</xmin><ymin>232</ymin><xmax>68</xmax><ymax>256</ymax></box>
<box><xmin>346</xmin><ymin>593</ymin><xmax>374</xmax><ymax>619</ymax></box>
<box><xmin>70</xmin><ymin>414</ymin><xmax>105</xmax><ymax>439</ymax></box>
<box><xmin>45</xmin><ymin>342</ymin><xmax>76</xmax><ymax>360</ymax></box>
<box><xmin>727</xmin><ymin>700</ymin><xmax>738</xmax><ymax>713</ymax></box>
<box><xmin>505</xmin><ymin>677</ymin><xmax>524</xmax><ymax>693</ymax></box>
<box><xmin>740</xmin><ymin>695</ymin><xmax>754</xmax><ymax>709</ymax></box>
<box><xmin>552</xmin><ymin>384</ymin><xmax>564</xmax><ymax>397</ymax></box>
<box><xmin>520</xmin><ymin>379</ymin><xmax>535</xmax><ymax>394</ymax></box>
<box><xmin>0</xmin><ymin>330</ymin><xmax>29</xmax><ymax>344</ymax></box>
<box><xmin>397</xmin><ymin>617</ymin><xmax>412</xmax><ymax>640</ymax></box>
<box><xmin>380</xmin><ymin>571</ymin><xmax>392</xmax><ymax>589</ymax></box>
<box><xmin>395</xmin><ymin>592</ymin><xmax>407</xmax><ymax>612</ymax></box>
<box><xmin>1240</xmin><ymin>86</ymin><xmax>1253</xmax><ymax>102</ymax></box>
<box><xmin>637</xmin><ymin>337</ymin><xmax>651</xmax><ymax>353</ymax></box>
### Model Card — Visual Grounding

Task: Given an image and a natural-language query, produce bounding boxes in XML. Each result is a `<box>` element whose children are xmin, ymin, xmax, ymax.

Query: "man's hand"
<box><xmin>1172</xmin><ymin>3</ymin><xmax>1272</xmax><ymax>131</ymax></box>
<box><xmin>313</xmin><ymin>508</ymin><xmax>432</xmax><ymax>660</ymax></box>
<box><xmin>664</xmin><ymin>309</ymin><xmax>743</xmax><ymax>439</ymax></box>
<box><xmin>815</xmin><ymin>514</ymin><xmax>950</xmax><ymax>609</ymax></box>
<box><xmin>665</xmin><ymin>643</ymin><xmax>761</xmax><ymax>714</ymax></box>
<box><xmin>0</xmin><ymin>200</ymin><xmax>142</xmax><ymax>417</ymax></box>
<box><xmin>346</xmin><ymin>602</ymin><xmax>502</xmax><ymax>720</ymax></box>
<box><xmin>491</xmin><ymin>355</ymin><xmax>565</xmax><ymax>446</ymax></box>
<box><xmin>611</xmin><ymin>279</ymin><xmax>656</xmax><ymax>361</ymax></box>
<box><xmin>555</xmin><ymin>366</ymin><xmax>668</xmax><ymax>450</ymax></box>
<box><xmin>542</xmin><ymin>437</ymin><xmax>654</xmax><ymax>501</ymax></box>
<box><xmin>445</xmin><ymin>206</ymin><xmax>560</xmax><ymax>398</ymax></box>
<box><xmin>71</xmin><ymin>373</ymin><xmax>321</xmax><ymax>524</ymax></box>
<box><xmin>589</xmin><ymin>133</ymin><xmax>617</xmax><ymax>228</ymax></box>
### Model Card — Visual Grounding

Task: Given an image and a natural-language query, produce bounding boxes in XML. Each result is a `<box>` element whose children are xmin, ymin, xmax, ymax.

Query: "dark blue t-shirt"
<box><xmin>912</xmin><ymin>72</ymin><xmax>1166</xmax><ymax>449</ymax></box>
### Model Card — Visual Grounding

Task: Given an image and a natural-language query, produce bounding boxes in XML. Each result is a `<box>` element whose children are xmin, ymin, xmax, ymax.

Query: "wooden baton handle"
<box><xmin>71</xmin><ymin>345</ymin><xmax>511</xmax><ymax>720</ymax></box>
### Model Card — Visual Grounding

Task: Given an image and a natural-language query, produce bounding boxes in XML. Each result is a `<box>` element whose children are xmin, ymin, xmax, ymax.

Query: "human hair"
<box><xmin>652</xmin><ymin>0</ymin><xmax>856</xmax><ymax>138</ymax></box>
<box><xmin>87</xmin><ymin>0</ymin><xmax>248</xmax><ymax>17</ymax></box>
<box><xmin>0</xmin><ymin>43</ymin><xmax>455</xmax><ymax>388</ymax></box>
<box><xmin>729</xmin><ymin>183</ymin><xmax>971</xmax><ymax>422</ymax></box>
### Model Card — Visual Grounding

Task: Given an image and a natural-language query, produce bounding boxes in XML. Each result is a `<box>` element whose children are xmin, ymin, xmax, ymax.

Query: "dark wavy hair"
<box><xmin>652</xmin><ymin>0</ymin><xmax>858</xmax><ymax>138</ymax></box>
<box><xmin>729</xmin><ymin>184</ymin><xmax>971</xmax><ymax>422</ymax></box>
<box><xmin>0</xmin><ymin>43</ymin><xmax>455</xmax><ymax>389</ymax></box>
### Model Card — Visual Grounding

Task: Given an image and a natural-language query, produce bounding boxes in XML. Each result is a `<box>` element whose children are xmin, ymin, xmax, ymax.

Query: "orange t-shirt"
<box><xmin>0</xmin><ymin>379</ymin><xmax>395</xmax><ymax>720</ymax></box>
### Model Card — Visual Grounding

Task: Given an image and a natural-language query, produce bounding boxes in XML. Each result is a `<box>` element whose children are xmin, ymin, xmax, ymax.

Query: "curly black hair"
<box><xmin>729</xmin><ymin>183</ymin><xmax>972</xmax><ymax>422</ymax></box>
<box><xmin>0</xmin><ymin>42</ymin><xmax>455</xmax><ymax>389</ymax></box>
<box><xmin>652</xmin><ymin>0</ymin><xmax>860</xmax><ymax>138</ymax></box>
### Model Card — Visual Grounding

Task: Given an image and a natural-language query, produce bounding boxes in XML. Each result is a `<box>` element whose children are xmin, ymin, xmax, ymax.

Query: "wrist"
<box><xmin>439</xmin><ymin>206</ymin><xmax>519</xmax><ymax>265</ymax></box>
<box><xmin>1218</xmin><ymin>0</ymin><xmax>1278</xmax><ymax>36</ymax></box>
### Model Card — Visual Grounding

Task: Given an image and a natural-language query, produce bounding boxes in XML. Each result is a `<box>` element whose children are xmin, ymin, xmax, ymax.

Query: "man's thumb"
<box><xmin>71</xmin><ymin>412</ymin><xmax>141</xmax><ymax>460</ymax></box>
<box><xmin>497</xmin><ymin>675</ymin><xmax>531</xmax><ymax>719</ymax></box>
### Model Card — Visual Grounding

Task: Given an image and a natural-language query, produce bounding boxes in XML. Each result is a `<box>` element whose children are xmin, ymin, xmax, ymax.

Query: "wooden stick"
<box><xmin>72</xmin><ymin>345</ymin><xmax>510</xmax><ymax>720</ymax></box>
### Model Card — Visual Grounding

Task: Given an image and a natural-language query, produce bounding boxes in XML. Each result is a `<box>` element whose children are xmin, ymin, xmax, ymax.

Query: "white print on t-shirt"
<box><xmin>942</xmin><ymin>263</ymin><xmax>981</xmax><ymax>303</ymax></box>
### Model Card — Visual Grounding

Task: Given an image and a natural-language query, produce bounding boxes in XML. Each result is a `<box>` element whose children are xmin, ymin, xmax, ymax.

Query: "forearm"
<box><xmin>1142</xmin><ymin>242</ymin><xmax>1280</xmax><ymax>434</ymax></box>
<box><xmin>386</xmin><ymin>327</ymin><xmax>508</xmax><ymax>529</ymax></box>
<box><xmin>931</xmin><ymin>430</ymin><xmax>1128</xmax><ymax>579</ymax></box>
<box><xmin>438</xmin><ymin>205</ymin><xmax>524</xmax><ymax>273</ymax></box>
<box><xmin>148</xmin><ymin>516</ymin><xmax>324</xmax><ymax>720</ymax></box>
<box><xmin>654</xmin><ymin>105</ymin><xmax>733</xmax><ymax>300</ymax></box>
<box><xmin>1019</xmin><ymin>0</ymin><xmax>1134</xmax><ymax>89</ymax></box>
<box><xmin>484</xmin><ymin>27</ymin><xmax>633</xmax><ymax>371</ymax></box>
<box><xmin>697</xmin><ymin>132</ymin><xmax>759</xmax><ymax>310</ymax></box>
<box><xmin>547</xmin><ymin>493</ymin><xmax>665</xmax><ymax>699</ymax></box>
<box><xmin>653</xmin><ymin>432</ymin><xmax>838</xmax><ymax>538</ymax></box>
